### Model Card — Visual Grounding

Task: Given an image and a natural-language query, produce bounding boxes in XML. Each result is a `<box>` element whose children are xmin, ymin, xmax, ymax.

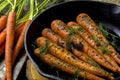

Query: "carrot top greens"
<box><xmin>98</xmin><ymin>22</ymin><xmax>120</xmax><ymax>52</ymax></box>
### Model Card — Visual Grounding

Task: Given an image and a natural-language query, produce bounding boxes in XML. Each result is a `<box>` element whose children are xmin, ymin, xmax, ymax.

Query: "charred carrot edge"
<box><xmin>0</xmin><ymin>15</ymin><xmax>7</xmax><ymax>32</ymax></box>
<box><xmin>36</xmin><ymin>37</ymin><xmax>113</xmax><ymax>78</ymax></box>
<box><xmin>5</xmin><ymin>11</ymin><xmax>16</xmax><ymax>80</ymax></box>
<box><xmin>76</xmin><ymin>13</ymin><xmax>120</xmax><ymax>65</ymax></box>
<box><xmin>50</xmin><ymin>20</ymin><xmax>117</xmax><ymax>72</ymax></box>
<box><xmin>67</xmin><ymin>21</ymin><xmax>120</xmax><ymax>73</ymax></box>
<box><xmin>42</xmin><ymin>28</ymin><xmax>100</xmax><ymax>68</ymax></box>
<box><xmin>34</xmin><ymin>48</ymin><xmax>105</xmax><ymax>80</ymax></box>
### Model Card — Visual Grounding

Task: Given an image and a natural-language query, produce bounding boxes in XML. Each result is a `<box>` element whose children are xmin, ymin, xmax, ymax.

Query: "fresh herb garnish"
<box><xmin>74</xmin><ymin>67</ymin><xmax>80</xmax><ymax>80</ymax></box>
<box><xmin>39</xmin><ymin>40</ymin><xmax>51</xmax><ymax>54</ymax></box>
<box><xmin>56</xmin><ymin>70</ymin><xmax>59</xmax><ymax>77</ymax></box>
<box><xmin>92</xmin><ymin>36</ymin><xmax>100</xmax><ymax>47</ymax></box>
<box><xmin>98</xmin><ymin>22</ymin><xmax>118</xmax><ymax>38</ymax></box>
<box><xmin>98</xmin><ymin>22</ymin><xmax>120</xmax><ymax>52</ymax></box>
<box><xmin>100</xmin><ymin>42</ymin><xmax>109</xmax><ymax>54</ymax></box>
<box><xmin>88</xmin><ymin>59</ymin><xmax>100</xmax><ymax>68</ymax></box>
<box><xmin>67</xmin><ymin>27</ymin><xmax>77</xmax><ymax>35</ymax></box>
<box><xmin>84</xmin><ymin>71</ymin><xmax>87</xmax><ymax>80</ymax></box>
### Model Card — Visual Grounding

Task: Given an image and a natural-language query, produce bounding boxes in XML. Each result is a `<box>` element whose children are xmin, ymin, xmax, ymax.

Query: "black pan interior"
<box><xmin>24</xmin><ymin>1</ymin><xmax>120</xmax><ymax>80</ymax></box>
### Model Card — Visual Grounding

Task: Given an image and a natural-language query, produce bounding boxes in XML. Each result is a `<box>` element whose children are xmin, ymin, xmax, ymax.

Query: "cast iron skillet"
<box><xmin>24</xmin><ymin>1</ymin><xmax>120</xmax><ymax>80</ymax></box>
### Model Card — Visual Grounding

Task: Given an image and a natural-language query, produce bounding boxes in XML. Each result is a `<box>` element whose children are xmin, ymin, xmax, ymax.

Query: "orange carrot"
<box><xmin>5</xmin><ymin>11</ymin><xmax>16</xmax><ymax>80</ymax></box>
<box><xmin>67</xmin><ymin>21</ymin><xmax>120</xmax><ymax>73</ymax></box>
<box><xmin>36</xmin><ymin>37</ymin><xmax>113</xmax><ymax>78</ymax></box>
<box><xmin>12</xmin><ymin>20</ymin><xmax>31</xmax><ymax>64</ymax></box>
<box><xmin>34</xmin><ymin>48</ymin><xmax>105</xmax><ymax>80</ymax></box>
<box><xmin>2</xmin><ymin>21</ymin><xmax>25</xmax><ymax>80</ymax></box>
<box><xmin>42</xmin><ymin>28</ymin><xmax>100</xmax><ymax>68</ymax></box>
<box><xmin>14</xmin><ymin>22</ymin><xmax>26</xmax><ymax>43</ymax></box>
<box><xmin>0</xmin><ymin>29</ymin><xmax>6</xmax><ymax>46</ymax></box>
<box><xmin>0</xmin><ymin>22</ymin><xmax>25</xmax><ymax>47</ymax></box>
<box><xmin>76</xmin><ymin>13</ymin><xmax>120</xmax><ymax>65</ymax></box>
<box><xmin>0</xmin><ymin>15</ymin><xmax>7</xmax><ymax>32</ymax></box>
<box><xmin>51</xmin><ymin>20</ymin><xmax>117</xmax><ymax>72</ymax></box>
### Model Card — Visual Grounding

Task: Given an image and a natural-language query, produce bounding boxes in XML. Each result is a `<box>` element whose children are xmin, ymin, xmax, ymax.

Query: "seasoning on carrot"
<box><xmin>42</xmin><ymin>28</ymin><xmax>100</xmax><ymax>68</ymax></box>
<box><xmin>34</xmin><ymin>48</ymin><xmax>105</xmax><ymax>80</ymax></box>
<box><xmin>76</xmin><ymin>13</ymin><xmax>120</xmax><ymax>65</ymax></box>
<box><xmin>51</xmin><ymin>19</ymin><xmax>117</xmax><ymax>72</ymax></box>
<box><xmin>36</xmin><ymin>37</ymin><xmax>113</xmax><ymax>78</ymax></box>
<box><xmin>67</xmin><ymin>21</ymin><xmax>120</xmax><ymax>73</ymax></box>
<box><xmin>0</xmin><ymin>15</ymin><xmax>7</xmax><ymax>32</ymax></box>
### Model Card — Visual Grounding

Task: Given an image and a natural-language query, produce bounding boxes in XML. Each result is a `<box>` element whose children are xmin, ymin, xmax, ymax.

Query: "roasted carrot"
<box><xmin>0</xmin><ymin>28</ymin><xmax>6</xmax><ymax>46</ymax></box>
<box><xmin>36</xmin><ymin>37</ymin><xmax>113</xmax><ymax>78</ymax></box>
<box><xmin>51</xmin><ymin>20</ymin><xmax>117</xmax><ymax>72</ymax></box>
<box><xmin>42</xmin><ymin>28</ymin><xmax>100</xmax><ymax>68</ymax></box>
<box><xmin>5</xmin><ymin>11</ymin><xmax>16</xmax><ymax>80</ymax></box>
<box><xmin>0</xmin><ymin>15</ymin><xmax>7</xmax><ymax>32</ymax></box>
<box><xmin>12</xmin><ymin>20</ymin><xmax>31</xmax><ymax>64</ymax></box>
<box><xmin>34</xmin><ymin>48</ymin><xmax>105</xmax><ymax>80</ymax></box>
<box><xmin>67</xmin><ymin>21</ymin><xmax>120</xmax><ymax>73</ymax></box>
<box><xmin>76</xmin><ymin>13</ymin><xmax>120</xmax><ymax>65</ymax></box>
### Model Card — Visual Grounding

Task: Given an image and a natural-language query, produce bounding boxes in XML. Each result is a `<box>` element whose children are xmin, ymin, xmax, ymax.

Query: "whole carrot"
<box><xmin>0</xmin><ymin>15</ymin><xmax>7</xmax><ymax>32</ymax></box>
<box><xmin>5</xmin><ymin>11</ymin><xmax>16</xmax><ymax>80</ymax></box>
<box><xmin>36</xmin><ymin>37</ymin><xmax>113</xmax><ymax>78</ymax></box>
<box><xmin>2</xmin><ymin>21</ymin><xmax>26</xmax><ymax>80</ymax></box>
<box><xmin>67</xmin><ymin>21</ymin><xmax>120</xmax><ymax>73</ymax></box>
<box><xmin>51</xmin><ymin>20</ymin><xmax>117</xmax><ymax>72</ymax></box>
<box><xmin>34</xmin><ymin>48</ymin><xmax>105</xmax><ymax>80</ymax></box>
<box><xmin>42</xmin><ymin>28</ymin><xmax>100</xmax><ymax>68</ymax></box>
<box><xmin>76</xmin><ymin>13</ymin><xmax>120</xmax><ymax>65</ymax></box>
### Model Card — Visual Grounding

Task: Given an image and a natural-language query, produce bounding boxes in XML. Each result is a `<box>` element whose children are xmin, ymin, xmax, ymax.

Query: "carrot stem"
<box><xmin>0</xmin><ymin>0</ymin><xmax>9</xmax><ymax>13</ymax></box>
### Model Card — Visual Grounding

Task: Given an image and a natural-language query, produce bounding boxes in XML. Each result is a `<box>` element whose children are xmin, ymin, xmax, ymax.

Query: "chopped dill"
<box><xmin>39</xmin><ymin>40</ymin><xmax>51</xmax><ymax>54</ymax></box>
